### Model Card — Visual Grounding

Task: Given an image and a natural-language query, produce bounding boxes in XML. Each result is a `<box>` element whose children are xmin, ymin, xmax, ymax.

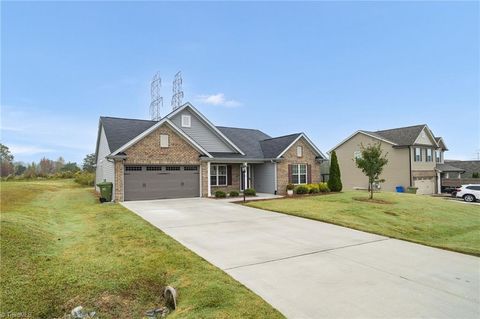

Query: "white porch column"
<box><xmin>243</xmin><ymin>162</ymin><xmax>248</xmax><ymax>190</ymax></box>
<box><xmin>437</xmin><ymin>171</ymin><xmax>441</xmax><ymax>194</ymax></box>
<box><xmin>207</xmin><ymin>162</ymin><xmax>211</xmax><ymax>197</ymax></box>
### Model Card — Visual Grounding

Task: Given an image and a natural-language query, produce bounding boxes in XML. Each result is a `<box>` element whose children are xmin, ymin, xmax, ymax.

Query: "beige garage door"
<box><xmin>414</xmin><ymin>177</ymin><xmax>435</xmax><ymax>195</ymax></box>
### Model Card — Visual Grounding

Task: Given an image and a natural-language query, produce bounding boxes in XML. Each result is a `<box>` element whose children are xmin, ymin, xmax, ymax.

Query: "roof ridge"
<box><xmin>101</xmin><ymin>116</ymin><xmax>157</xmax><ymax>122</ymax></box>
<box><xmin>261</xmin><ymin>132</ymin><xmax>302</xmax><ymax>141</ymax></box>
<box><xmin>374</xmin><ymin>124</ymin><xmax>426</xmax><ymax>133</ymax></box>
<box><xmin>216</xmin><ymin>125</ymin><xmax>267</xmax><ymax>133</ymax></box>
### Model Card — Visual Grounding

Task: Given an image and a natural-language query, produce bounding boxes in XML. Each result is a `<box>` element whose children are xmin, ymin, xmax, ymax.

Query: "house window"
<box><xmin>414</xmin><ymin>147</ymin><xmax>422</xmax><ymax>162</ymax></box>
<box><xmin>210</xmin><ymin>165</ymin><xmax>227</xmax><ymax>186</ymax></box>
<box><xmin>426</xmin><ymin>149</ymin><xmax>433</xmax><ymax>162</ymax></box>
<box><xmin>291</xmin><ymin>164</ymin><xmax>307</xmax><ymax>184</ymax></box>
<box><xmin>181</xmin><ymin>115</ymin><xmax>191</xmax><ymax>127</ymax></box>
<box><xmin>435</xmin><ymin>150</ymin><xmax>442</xmax><ymax>163</ymax></box>
<box><xmin>354</xmin><ymin>151</ymin><xmax>362</xmax><ymax>159</ymax></box>
<box><xmin>296</xmin><ymin>146</ymin><xmax>303</xmax><ymax>157</ymax></box>
<box><xmin>160</xmin><ymin>134</ymin><xmax>169</xmax><ymax>147</ymax></box>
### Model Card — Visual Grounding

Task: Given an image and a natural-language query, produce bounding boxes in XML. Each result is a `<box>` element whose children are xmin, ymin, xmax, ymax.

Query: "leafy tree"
<box><xmin>0</xmin><ymin>143</ymin><xmax>14</xmax><ymax>176</ymax></box>
<box><xmin>39</xmin><ymin>157</ymin><xmax>56</xmax><ymax>176</ymax></box>
<box><xmin>55</xmin><ymin>157</ymin><xmax>65</xmax><ymax>172</ymax></box>
<box><xmin>355</xmin><ymin>143</ymin><xmax>389</xmax><ymax>199</ymax></box>
<box><xmin>14</xmin><ymin>162</ymin><xmax>27</xmax><ymax>176</ymax></box>
<box><xmin>61</xmin><ymin>162</ymin><xmax>80</xmax><ymax>172</ymax></box>
<box><xmin>24</xmin><ymin>162</ymin><xmax>37</xmax><ymax>178</ymax></box>
<box><xmin>472</xmin><ymin>172</ymin><xmax>479</xmax><ymax>178</ymax></box>
<box><xmin>82</xmin><ymin>153</ymin><xmax>96</xmax><ymax>172</ymax></box>
<box><xmin>328</xmin><ymin>151</ymin><xmax>343</xmax><ymax>192</ymax></box>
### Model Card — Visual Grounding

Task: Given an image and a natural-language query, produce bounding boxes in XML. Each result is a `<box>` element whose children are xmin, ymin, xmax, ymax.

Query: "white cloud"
<box><xmin>9</xmin><ymin>144</ymin><xmax>54</xmax><ymax>155</ymax></box>
<box><xmin>196</xmin><ymin>93</ymin><xmax>242</xmax><ymax>108</ymax></box>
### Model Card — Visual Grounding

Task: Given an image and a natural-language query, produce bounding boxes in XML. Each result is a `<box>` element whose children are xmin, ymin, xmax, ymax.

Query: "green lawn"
<box><xmin>246</xmin><ymin>191</ymin><xmax>480</xmax><ymax>256</ymax></box>
<box><xmin>0</xmin><ymin>180</ymin><xmax>283</xmax><ymax>319</ymax></box>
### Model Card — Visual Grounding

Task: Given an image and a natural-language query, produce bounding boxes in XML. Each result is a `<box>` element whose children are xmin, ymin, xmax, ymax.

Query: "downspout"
<box><xmin>271</xmin><ymin>159</ymin><xmax>278</xmax><ymax>195</ymax></box>
<box><xmin>207</xmin><ymin>161</ymin><xmax>211</xmax><ymax>197</ymax></box>
<box><xmin>408</xmin><ymin>147</ymin><xmax>412</xmax><ymax>187</ymax></box>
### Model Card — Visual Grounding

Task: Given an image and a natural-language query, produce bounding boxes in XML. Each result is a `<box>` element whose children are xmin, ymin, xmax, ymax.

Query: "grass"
<box><xmin>0</xmin><ymin>180</ymin><xmax>283</xmax><ymax>319</ymax></box>
<box><xmin>246</xmin><ymin>191</ymin><xmax>480</xmax><ymax>256</ymax></box>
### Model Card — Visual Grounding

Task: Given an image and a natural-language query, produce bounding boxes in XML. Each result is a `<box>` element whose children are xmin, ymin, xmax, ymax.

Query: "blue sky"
<box><xmin>2</xmin><ymin>1</ymin><xmax>479</xmax><ymax>164</ymax></box>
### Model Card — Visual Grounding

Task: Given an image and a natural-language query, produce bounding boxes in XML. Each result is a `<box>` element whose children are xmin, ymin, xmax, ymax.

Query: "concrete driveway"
<box><xmin>122</xmin><ymin>198</ymin><xmax>480</xmax><ymax>319</ymax></box>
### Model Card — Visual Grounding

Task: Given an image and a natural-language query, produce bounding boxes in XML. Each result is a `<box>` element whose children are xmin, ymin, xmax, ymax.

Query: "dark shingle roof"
<box><xmin>216</xmin><ymin>126</ymin><xmax>271</xmax><ymax>158</ymax></box>
<box><xmin>260</xmin><ymin>133</ymin><xmax>302</xmax><ymax>158</ymax></box>
<box><xmin>436</xmin><ymin>163</ymin><xmax>465</xmax><ymax>173</ymax></box>
<box><xmin>444</xmin><ymin>160</ymin><xmax>480</xmax><ymax>178</ymax></box>
<box><xmin>372</xmin><ymin>124</ymin><xmax>427</xmax><ymax>146</ymax></box>
<box><xmin>100</xmin><ymin>117</ymin><xmax>157</xmax><ymax>152</ymax></box>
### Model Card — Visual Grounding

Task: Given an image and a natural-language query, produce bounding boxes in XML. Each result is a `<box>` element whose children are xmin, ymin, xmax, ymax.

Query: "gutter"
<box><xmin>199</xmin><ymin>157</ymin><xmax>282</xmax><ymax>163</ymax></box>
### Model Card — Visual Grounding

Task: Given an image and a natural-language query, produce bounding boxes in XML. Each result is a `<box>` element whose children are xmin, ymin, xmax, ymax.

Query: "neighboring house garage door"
<box><xmin>414</xmin><ymin>177</ymin><xmax>435</xmax><ymax>195</ymax></box>
<box><xmin>124</xmin><ymin>165</ymin><xmax>199</xmax><ymax>201</ymax></box>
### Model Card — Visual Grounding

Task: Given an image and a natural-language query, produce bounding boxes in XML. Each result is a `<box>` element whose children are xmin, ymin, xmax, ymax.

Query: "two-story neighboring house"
<box><xmin>330</xmin><ymin>124</ymin><xmax>461</xmax><ymax>195</ymax></box>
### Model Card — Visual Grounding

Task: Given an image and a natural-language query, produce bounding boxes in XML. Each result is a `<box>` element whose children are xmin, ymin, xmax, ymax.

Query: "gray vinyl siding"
<box><xmin>170</xmin><ymin>109</ymin><xmax>235</xmax><ymax>153</ymax></box>
<box><xmin>254</xmin><ymin>162</ymin><xmax>276</xmax><ymax>193</ymax></box>
<box><xmin>95</xmin><ymin>126</ymin><xmax>115</xmax><ymax>200</ymax></box>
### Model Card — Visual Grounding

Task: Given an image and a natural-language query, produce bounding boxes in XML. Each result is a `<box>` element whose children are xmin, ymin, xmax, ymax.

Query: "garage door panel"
<box><xmin>124</xmin><ymin>165</ymin><xmax>199</xmax><ymax>201</ymax></box>
<box><xmin>414</xmin><ymin>177</ymin><xmax>434</xmax><ymax>195</ymax></box>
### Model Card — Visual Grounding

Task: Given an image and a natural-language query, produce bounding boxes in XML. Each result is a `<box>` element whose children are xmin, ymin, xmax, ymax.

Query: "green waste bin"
<box><xmin>406</xmin><ymin>187</ymin><xmax>418</xmax><ymax>194</ymax></box>
<box><xmin>97</xmin><ymin>181</ymin><xmax>113</xmax><ymax>202</ymax></box>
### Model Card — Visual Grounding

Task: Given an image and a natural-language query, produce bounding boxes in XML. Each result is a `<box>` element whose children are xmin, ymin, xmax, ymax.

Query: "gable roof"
<box><xmin>216</xmin><ymin>126</ymin><xmax>271</xmax><ymax>158</ymax></box>
<box><xmin>260</xmin><ymin>133</ymin><xmax>302</xmax><ymax>158</ymax></box>
<box><xmin>100</xmin><ymin>116</ymin><xmax>157</xmax><ymax>152</ymax></box>
<box><xmin>166</xmin><ymin>103</ymin><xmax>245</xmax><ymax>155</ymax></box>
<box><xmin>373</xmin><ymin>124</ymin><xmax>428</xmax><ymax>146</ymax></box>
<box><xmin>444</xmin><ymin>160</ymin><xmax>480</xmax><ymax>178</ymax></box>
<box><xmin>330</xmin><ymin>124</ymin><xmax>442</xmax><ymax>152</ymax></box>
<box><xmin>96</xmin><ymin>103</ymin><xmax>325</xmax><ymax>161</ymax></box>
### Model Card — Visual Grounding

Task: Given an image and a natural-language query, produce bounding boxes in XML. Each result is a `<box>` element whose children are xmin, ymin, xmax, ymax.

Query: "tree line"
<box><xmin>0</xmin><ymin>143</ymin><xmax>96</xmax><ymax>185</ymax></box>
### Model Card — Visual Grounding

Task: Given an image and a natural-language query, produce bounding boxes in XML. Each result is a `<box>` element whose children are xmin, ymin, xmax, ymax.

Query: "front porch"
<box><xmin>204</xmin><ymin>160</ymin><xmax>272</xmax><ymax>197</ymax></box>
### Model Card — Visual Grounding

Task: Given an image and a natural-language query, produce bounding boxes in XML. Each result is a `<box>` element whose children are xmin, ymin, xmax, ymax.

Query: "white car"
<box><xmin>455</xmin><ymin>184</ymin><xmax>480</xmax><ymax>202</ymax></box>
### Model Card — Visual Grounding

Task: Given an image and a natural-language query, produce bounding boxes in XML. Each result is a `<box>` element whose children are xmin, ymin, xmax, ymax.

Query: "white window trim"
<box><xmin>292</xmin><ymin>164</ymin><xmax>308</xmax><ymax>185</ymax></box>
<box><xmin>211</xmin><ymin>164</ymin><xmax>227</xmax><ymax>186</ymax></box>
<box><xmin>414</xmin><ymin>147</ymin><xmax>422</xmax><ymax>162</ymax></box>
<box><xmin>426</xmin><ymin>149</ymin><xmax>433</xmax><ymax>162</ymax></box>
<box><xmin>160</xmin><ymin>134</ymin><xmax>169</xmax><ymax>148</ymax></box>
<box><xmin>181</xmin><ymin>114</ymin><xmax>191</xmax><ymax>127</ymax></box>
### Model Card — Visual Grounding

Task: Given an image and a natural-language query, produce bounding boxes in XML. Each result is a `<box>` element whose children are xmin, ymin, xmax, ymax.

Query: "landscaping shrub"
<box><xmin>244</xmin><ymin>188</ymin><xmax>256</xmax><ymax>196</ymax></box>
<box><xmin>73</xmin><ymin>171</ymin><xmax>95</xmax><ymax>186</ymax></box>
<box><xmin>328</xmin><ymin>151</ymin><xmax>343</xmax><ymax>192</ymax></box>
<box><xmin>318</xmin><ymin>182</ymin><xmax>330</xmax><ymax>193</ymax></box>
<box><xmin>295</xmin><ymin>185</ymin><xmax>309</xmax><ymax>195</ymax></box>
<box><xmin>307</xmin><ymin>184</ymin><xmax>319</xmax><ymax>194</ymax></box>
<box><xmin>215</xmin><ymin>190</ymin><xmax>226</xmax><ymax>198</ymax></box>
<box><xmin>229</xmin><ymin>190</ymin><xmax>239</xmax><ymax>197</ymax></box>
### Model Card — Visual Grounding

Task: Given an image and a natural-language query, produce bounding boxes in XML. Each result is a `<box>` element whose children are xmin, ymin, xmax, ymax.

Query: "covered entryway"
<box><xmin>124</xmin><ymin>165</ymin><xmax>199</xmax><ymax>201</ymax></box>
<box><xmin>414</xmin><ymin>177</ymin><xmax>435</xmax><ymax>195</ymax></box>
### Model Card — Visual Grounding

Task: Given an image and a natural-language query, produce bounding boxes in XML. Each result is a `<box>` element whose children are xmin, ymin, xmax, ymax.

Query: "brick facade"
<box><xmin>114</xmin><ymin>123</ymin><xmax>202</xmax><ymax>201</ymax></box>
<box><xmin>211</xmin><ymin>164</ymin><xmax>241</xmax><ymax>194</ymax></box>
<box><xmin>276</xmin><ymin>137</ymin><xmax>321</xmax><ymax>195</ymax></box>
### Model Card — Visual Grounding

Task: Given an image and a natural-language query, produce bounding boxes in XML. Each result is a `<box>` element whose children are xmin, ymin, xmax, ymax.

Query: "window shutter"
<box><xmin>307</xmin><ymin>164</ymin><xmax>312</xmax><ymax>183</ymax></box>
<box><xmin>227</xmin><ymin>165</ymin><xmax>232</xmax><ymax>185</ymax></box>
<box><xmin>288</xmin><ymin>165</ymin><xmax>292</xmax><ymax>183</ymax></box>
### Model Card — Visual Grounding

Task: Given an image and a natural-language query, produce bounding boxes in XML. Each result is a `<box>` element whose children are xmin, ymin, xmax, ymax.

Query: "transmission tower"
<box><xmin>150</xmin><ymin>72</ymin><xmax>163</xmax><ymax>121</ymax></box>
<box><xmin>171</xmin><ymin>71</ymin><xmax>184</xmax><ymax>110</ymax></box>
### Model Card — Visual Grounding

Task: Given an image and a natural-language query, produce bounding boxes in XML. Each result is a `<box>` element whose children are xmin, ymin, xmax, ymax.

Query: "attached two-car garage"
<box><xmin>124</xmin><ymin>165</ymin><xmax>200</xmax><ymax>201</ymax></box>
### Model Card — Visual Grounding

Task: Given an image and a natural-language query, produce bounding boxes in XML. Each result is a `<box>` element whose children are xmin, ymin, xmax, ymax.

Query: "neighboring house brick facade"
<box><xmin>95</xmin><ymin>102</ymin><xmax>326</xmax><ymax>201</ymax></box>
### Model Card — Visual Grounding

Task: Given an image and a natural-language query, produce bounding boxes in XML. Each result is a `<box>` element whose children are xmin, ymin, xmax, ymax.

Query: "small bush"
<box><xmin>307</xmin><ymin>184</ymin><xmax>319</xmax><ymax>193</ymax></box>
<box><xmin>74</xmin><ymin>171</ymin><xmax>95</xmax><ymax>186</ymax></box>
<box><xmin>318</xmin><ymin>182</ymin><xmax>330</xmax><ymax>193</ymax></box>
<box><xmin>215</xmin><ymin>190</ymin><xmax>226</xmax><ymax>198</ymax></box>
<box><xmin>229</xmin><ymin>190</ymin><xmax>239</xmax><ymax>197</ymax></box>
<box><xmin>295</xmin><ymin>185</ymin><xmax>309</xmax><ymax>195</ymax></box>
<box><xmin>286</xmin><ymin>183</ymin><xmax>294</xmax><ymax>191</ymax></box>
<box><xmin>244</xmin><ymin>188</ymin><xmax>256</xmax><ymax>196</ymax></box>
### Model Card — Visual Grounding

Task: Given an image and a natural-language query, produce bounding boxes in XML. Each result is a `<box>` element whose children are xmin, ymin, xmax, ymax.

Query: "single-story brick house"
<box><xmin>95</xmin><ymin>103</ymin><xmax>327</xmax><ymax>201</ymax></box>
